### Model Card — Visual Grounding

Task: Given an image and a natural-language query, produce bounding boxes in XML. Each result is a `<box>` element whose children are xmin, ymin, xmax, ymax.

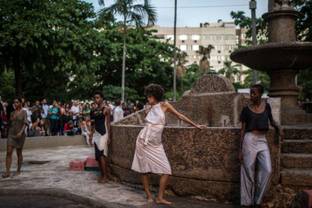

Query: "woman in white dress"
<box><xmin>131</xmin><ymin>84</ymin><xmax>204</xmax><ymax>205</ymax></box>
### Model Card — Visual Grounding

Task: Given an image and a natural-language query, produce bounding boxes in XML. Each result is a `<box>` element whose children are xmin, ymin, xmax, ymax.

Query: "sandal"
<box><xmin>2</xmin><ymin>172</ymin><xmax>11</xmax><ymax>178</ymax></box>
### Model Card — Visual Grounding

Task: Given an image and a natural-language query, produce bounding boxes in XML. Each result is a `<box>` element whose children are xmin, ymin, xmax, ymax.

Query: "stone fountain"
<box><xmin>231</xmin><ymin>0</ymin><xmax>312</xmax><ymax>125</ymax></box>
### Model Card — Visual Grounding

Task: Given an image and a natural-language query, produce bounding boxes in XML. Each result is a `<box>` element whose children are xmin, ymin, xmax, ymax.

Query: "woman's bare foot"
<box><xmin>14</xmin><ymin>171</ymin><xmax>21</xmax><ymax>176</ymax></box>
<box><xmin>155</xmin><ymin>197</ymin><xmax>172</xmax><ymax>205</ymax></box>
<box><xmin>97</xmin><ymin>176</ymin><xmax>108</xmax><ymax>184</ymax></box>
<box><xmin>2</xmin><ymin>172</ymin><xmax>10</xmax><ymax>178</ymax></box>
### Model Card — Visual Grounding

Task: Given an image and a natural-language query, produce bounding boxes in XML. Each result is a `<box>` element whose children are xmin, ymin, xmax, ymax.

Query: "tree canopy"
<box><xmin>0</xmin><ymin>0</ymin><xmax>174</xmax><ymax>102</ymax></box>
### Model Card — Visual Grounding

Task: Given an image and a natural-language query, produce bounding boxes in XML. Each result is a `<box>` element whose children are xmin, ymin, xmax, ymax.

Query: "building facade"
<box><xmin>153</xmin><ymin>21</ymin><xmax>246</xmax><ymax>72</ymax></box>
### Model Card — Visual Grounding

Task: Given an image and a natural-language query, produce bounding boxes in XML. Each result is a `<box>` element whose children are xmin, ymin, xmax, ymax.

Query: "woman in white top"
<box><xmin>131</xmin><ymin>84</ymin><xmax>205</xmax><ymax>205</ymax></box>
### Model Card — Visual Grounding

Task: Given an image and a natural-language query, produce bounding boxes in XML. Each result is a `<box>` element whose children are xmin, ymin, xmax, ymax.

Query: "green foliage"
<box><xmin>230</xmin><ymin>11</ymin><xmax>268</xmax><ymax>44</ymax></box>
<box><xmin>0</xmin><ymin>0</ymin><xmax>175</xmax><ymax>102</ymax></box>
<box><xmin>103</xmin><ymin>85</ymin><xmax>142</xmax><ymax>101</ymax></box>
<box><xmin>0</xmin><ymin>70</ymin><xmax>15</xmax><ymax>100</ymax></box>
<box><xmin>242</xmin><ymin>69</ymin><xmax>271</xmax><ymax>91</ymax></box>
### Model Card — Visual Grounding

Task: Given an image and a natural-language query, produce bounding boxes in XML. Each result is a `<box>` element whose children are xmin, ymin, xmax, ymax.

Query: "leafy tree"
<box><xmin>0</xmin><ymin>0</ymin><xmax>100</xmax><ymax>100</ymax></box>
<box><xmin>98</xmin><ymin>0</ymin><xmax>157</xmax><ymax>101</ymax></box>
<box><xmin>218</xmin><ymin>61</ymin><xmax>240</xmax><ymax>83</ymax></box>
<box><xmin>0</xmin><ymin>70</ymin><xmax>15</xmax><ymax>100</ymax></box>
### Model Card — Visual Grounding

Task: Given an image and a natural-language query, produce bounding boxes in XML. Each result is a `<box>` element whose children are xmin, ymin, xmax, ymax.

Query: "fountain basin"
<box><xmin>230</xmin><ymin>42</ymin><xmax>312</xmax><ymax>71</ymax></box>
<box><xmin>110</xmin><ymin>125</ymin><xmax>279</xmax><ymax>203</ymax></box>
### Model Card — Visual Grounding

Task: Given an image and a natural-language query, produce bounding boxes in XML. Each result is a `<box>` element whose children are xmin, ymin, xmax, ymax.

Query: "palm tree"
<box><xmin>176</xmin><ymin>51</ymin><xmax>188</xmax><ymax>92</ymax></box>
<box><xmin>176</xmin><ymin>51</ymin><xmax>188</xmax><ymax>79</ymax></box>
<box><xmin>218</xmin><ymin>60</ymin><xmax>240</xmax><ymax>83</ymax></box>
<box><xmin>196</xmin><ymin>45</ymin><xmax>214</xmax><ymax>74</ymax></box>
<box><xmin>98</xmin><ymin>0</ymin><xmax>157</xmax><ymax>101</ymax></box>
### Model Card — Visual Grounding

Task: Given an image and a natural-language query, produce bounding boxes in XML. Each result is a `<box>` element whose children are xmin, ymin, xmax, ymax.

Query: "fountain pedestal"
<box><xmin>231</xmin><ymin>1</ymin><xmax>312</xmax><ymax>125</ymax></box>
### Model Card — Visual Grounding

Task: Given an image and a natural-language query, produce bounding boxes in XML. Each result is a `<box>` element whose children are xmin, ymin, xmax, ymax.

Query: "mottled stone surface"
<box><xmin>110</xmin><ymin>126</ymin><xmax>279</xmax><ymax>203</ymax></box>
<box><xmin>0</xmin><ymin>145</ymin><xmax>236</xmax><ymax>208</ymax></box>
<box><xmin>190</xmin><ymin>75</ymin><xmax>235</xmax><ymax>94</ymax></box>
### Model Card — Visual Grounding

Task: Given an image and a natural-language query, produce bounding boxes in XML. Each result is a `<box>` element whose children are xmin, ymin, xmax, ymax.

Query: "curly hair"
<box><xmin>144</xmin><ymin>84</ymin><xmax>165</xmax><ymax>102</ymax></box>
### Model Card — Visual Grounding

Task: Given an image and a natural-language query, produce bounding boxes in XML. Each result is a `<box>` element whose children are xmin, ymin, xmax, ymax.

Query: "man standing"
<box><xmin>41</xmin><ymin>99</ymin><xmax>50</xmax><ymax>136</ymax></box>
<box><xmin>113</xmin><ymin>100</ymin><xmax>124</xmax><ymax>123</ymax></box>
<box><xmin>90</xmin><ymin>91</ymin><xmax>111</xmax><ymax>183</ymax></box>
<box><xmin>70</xmin><ymin>101</ymin><xmax>80</xmax><ymax>127</ymax></box>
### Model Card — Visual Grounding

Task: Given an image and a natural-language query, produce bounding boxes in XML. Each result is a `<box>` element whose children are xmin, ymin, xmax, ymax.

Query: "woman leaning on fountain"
<box><xmin>131</xmin><ymin>84</ymin><xmax>205</xmax><ymax>205</ymax></box>
<box><xmin>239</xmin><ymin>84</ymin><xmax>284</xmax><ymax>208</ymax></box>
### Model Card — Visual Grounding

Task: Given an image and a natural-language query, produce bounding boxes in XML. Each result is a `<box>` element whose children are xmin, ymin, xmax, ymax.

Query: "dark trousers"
<box><xmin>50</xmin><ymin>119</ymin><xmax>59</xmax><ymax>136</ymax></box>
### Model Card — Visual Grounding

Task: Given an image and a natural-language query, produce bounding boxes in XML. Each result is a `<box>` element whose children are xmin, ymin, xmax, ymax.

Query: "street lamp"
<box><xmin>250</xmin><ymin>0</ymin><xmax>258</xmax><ymax>84</ymax></box>
<box><xmin>173</xmin><ymin>0</ymin><xmax>177</xmax><ymax>101</ymax></box>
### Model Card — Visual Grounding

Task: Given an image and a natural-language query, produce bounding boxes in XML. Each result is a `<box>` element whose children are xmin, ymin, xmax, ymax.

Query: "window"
<box><xmin>192</xmin><ymin>45</ymin><xmax>199</xmax><ymax>51</ymax></box>
<box><xmin>179</xmin><ymin>35</ymin><xmax>188</xmax><ymax>40</ymax></box>
<box><xmin>180</xmin><ymin>45</ymin><xmax>187</xmax><ymax>51</ymax></box>
<box><xmin>191</xmin><ymin>35</ymin><xmax>200</xmax><ymax>40</ymax></box>
<box><xmin>165</xmin><ymin>35</ymin><xmax>174</xmax><ymax>40</ymax></box>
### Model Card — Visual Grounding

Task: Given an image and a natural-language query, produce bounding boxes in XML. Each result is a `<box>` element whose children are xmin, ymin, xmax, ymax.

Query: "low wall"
<box><xmin>110</xmin><ymin>125</ymin><xmax>280</xmax><ymax>203</ymax></box>
<box><xmin>0</xmin><ymin>135</ymin><xmax>85</xmax><ymax>151</ymax></box>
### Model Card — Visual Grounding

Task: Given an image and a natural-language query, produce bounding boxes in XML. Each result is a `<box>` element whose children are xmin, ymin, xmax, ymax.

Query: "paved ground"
<box><xmin>0</xmin><ymin>145</ymin><xmax>237</xmax><ymax>208</ymax></box>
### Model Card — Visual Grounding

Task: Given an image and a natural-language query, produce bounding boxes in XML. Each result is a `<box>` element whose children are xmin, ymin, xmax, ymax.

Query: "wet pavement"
<box><xmin>0</xmin><ymin>145</ymin><xmax>237</xmax><ymax>208</ymax></box>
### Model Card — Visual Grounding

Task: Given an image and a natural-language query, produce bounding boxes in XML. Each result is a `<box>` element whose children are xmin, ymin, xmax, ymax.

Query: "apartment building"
<box><xmin>152</xmin><ymin>21</ymin><xmax>246</xmax><ymax>72</ymax></box>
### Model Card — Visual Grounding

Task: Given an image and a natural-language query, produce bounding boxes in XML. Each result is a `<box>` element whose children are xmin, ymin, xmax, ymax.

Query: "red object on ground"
<box><xmin>84</xmin><ymin>156</ymin><xmax>98</xmax><ymax>168</ymax></box>
<box><xmin>304</xmin><ymin>190</ymin><xmax>312</xmax><ymax>208</ymax></box>
<box><xmin>69</xmin><ymin>160</ymin><xmax>85</xmax><ymax>171</ymax></box>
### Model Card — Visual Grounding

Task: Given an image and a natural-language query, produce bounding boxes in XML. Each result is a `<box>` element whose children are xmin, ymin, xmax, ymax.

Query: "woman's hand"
<box><xmin>16</xmin><ymin>132</ymin><xmax>23</xmax><ymax>139</ymax></box>
<box><xmin>195</xmin><ymin>124</ymin><xmax>206</xmax><ymax>130</ymax></box>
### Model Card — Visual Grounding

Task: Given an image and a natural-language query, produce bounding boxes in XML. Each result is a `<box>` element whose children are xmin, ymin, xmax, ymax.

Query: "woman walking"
<box><xmin>2</xmin><ymin>98</ymin><xmax>29</xmax><ymax>178</ymax></box>
<box><xmin>131</xmin><ymin>84</ymin><xmax>204</xmax><ymax>205</ymax></box>
<box><xmin>239</xmin><ymin>84</ymin><xmax>283</xmax><ymax>208</ymax></box>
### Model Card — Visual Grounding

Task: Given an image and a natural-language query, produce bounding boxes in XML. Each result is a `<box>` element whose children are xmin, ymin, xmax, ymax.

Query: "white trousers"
<box><xmin>241</xmin><ymin>132</ymin><xmax>272</xmax><ymax>206</ymax></box>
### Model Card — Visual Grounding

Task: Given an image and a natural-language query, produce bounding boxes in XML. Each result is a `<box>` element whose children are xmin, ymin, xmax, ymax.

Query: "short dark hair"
<box><xmin>115</xmin><ymin>100</ymin><xmax>121</xmax><ymax>106</ymax></box>
<box><xmin>93</xmin><ymin>91</ymin><xmax>104</xmax><ymax>98</ymax></box>
<box><xmin>251</xmin><ymin>84</ymin><xmax>264</xmax><ymax>95</ymax></box>
<box><xmin>144</xmin><ymin>84</ymin><xmax>164</xmax><ymax>101</ymax></box>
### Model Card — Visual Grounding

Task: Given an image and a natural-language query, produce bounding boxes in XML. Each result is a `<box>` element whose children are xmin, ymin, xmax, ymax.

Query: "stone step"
<box><xmin>282</xmin><ymin>140</ymin><xmax>312</xmax><ymax>154</ymax></box>
<box><xmin>281</xmin><ymin>169</ymin><xmax>312</xmax><ymax>187</ymax></box>
<box><xmin>283</xmin><ymin>127</ymin><xmax>312</xmax><ymax>140</ymax></box>
<box><xmin>282</xmin><ymin>153</ymin><xmax>312</xmax><ymax>169</ymax></box>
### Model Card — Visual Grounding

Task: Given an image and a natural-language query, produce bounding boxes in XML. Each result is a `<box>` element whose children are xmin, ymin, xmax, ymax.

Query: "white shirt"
<box><xmin>70</xmin><ymin>105</ymin><xmax>80</xmax><ymax>119</ymax></box>
<box><xmin>113</xmin><ymin>106</ymin><xmax>124</xmax><ymax>122</ymax></box>
<box><xmin>41</xmin><ymin>104</ymin><xmax>49</xmax><ymax>119</ymax></box>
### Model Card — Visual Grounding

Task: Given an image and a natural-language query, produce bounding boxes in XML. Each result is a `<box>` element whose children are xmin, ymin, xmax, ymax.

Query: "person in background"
<box><xmin>28</xmin><ymin>116</ymin><xmax>42</xmax><ymax>137</ymax></box>
<box><xmin>82</xmin><ymin>103</ymin><xmax>91</xmax><ymax>118</ymax></box>
<box><xmin>48</xmin><ymin>100</ymin><xmax>60</xmax><ymax>136</ymax></box>
<box><xmin>239</xmin><ymin>84</ymin><xmax>283</xmax><ymax>208</ymax></box>
<box><xmin>59</xmin><ymin>102</ymin><xmax>66</xmax><ymax>136</ymax></box>
<box><xmin>41</xmin><ymin>99</ymin><xmax>50</xmax><ymax>136</ymax></box>
<box><xmin>81</xmin><ymin>118</ymin><xmax>91</xmax><ymax>145</ymax></box>
<box><xmin>31</xmin><ymin>100</ymin><xmax>42</xmax><ymax>122</ymax></box>
<box><xmin>113</xmin><ymin>100</ymin><xmax>124</xmax><ymax>122</ymax></box>
<box><xmin>1</xmin><ymin>101</ymin><xmax>9</xmax><ymax>138</ymax></box>
<box><xmin>70</xmin><ymin>101</ymin><xmax>80</xmax><ymax>128</ymax></box>
<box><xmin>2</xmin><ymin>98</ymin><xmax>29</xmax><ymax>178</ymax></box>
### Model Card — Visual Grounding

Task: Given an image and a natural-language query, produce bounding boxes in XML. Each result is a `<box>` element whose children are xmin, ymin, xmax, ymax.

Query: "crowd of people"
<box><xmin>0</xmin><ymin>96</ymin><xmax>144</xmax><ymax>140</ymax></box>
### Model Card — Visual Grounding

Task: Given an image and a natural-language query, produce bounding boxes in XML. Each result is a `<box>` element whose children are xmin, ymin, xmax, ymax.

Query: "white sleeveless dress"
<box><xmin>131</xmin><ymin>103</ymin><xmax>172</xmax><ymax>175</ymax></box>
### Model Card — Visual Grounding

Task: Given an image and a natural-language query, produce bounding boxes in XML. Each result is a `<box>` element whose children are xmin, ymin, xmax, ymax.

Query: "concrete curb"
<box><xmin>0</xmin><ymin>188</ymin><xmax>135</xmax><ymax>208</ymax></box>
<box><xmin>0</xmin><ymin>135</ymin><xmax>86</xmax><ymax>151</ymax></box>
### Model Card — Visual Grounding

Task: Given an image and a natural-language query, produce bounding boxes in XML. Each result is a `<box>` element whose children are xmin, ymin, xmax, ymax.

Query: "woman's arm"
<box><xmin>162</xmin><ymin>102</ymin><xmax>203</xmax><ymax>129</ymax></box>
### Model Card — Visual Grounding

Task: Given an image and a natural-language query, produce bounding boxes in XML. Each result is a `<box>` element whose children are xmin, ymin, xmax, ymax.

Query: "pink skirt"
<box><xmin>131</xmin><ymin>136</ymin><xmax>172</xmax><ymax>175</ymax></box>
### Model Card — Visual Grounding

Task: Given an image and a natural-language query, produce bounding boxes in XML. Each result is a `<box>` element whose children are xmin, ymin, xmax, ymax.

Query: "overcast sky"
<box><xmin>84</xmin><ymin>0</ymin><xmax>268</xmax><ymax>27</ymax></box>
